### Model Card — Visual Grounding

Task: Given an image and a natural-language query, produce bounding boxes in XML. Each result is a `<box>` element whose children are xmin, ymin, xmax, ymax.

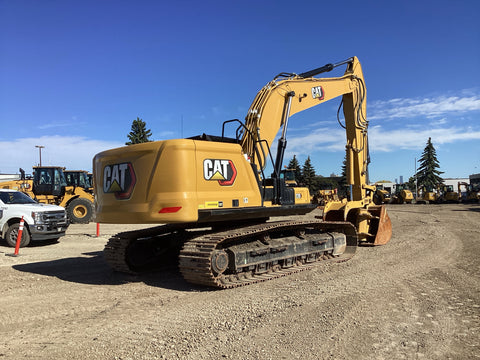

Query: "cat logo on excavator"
<box><xmin>311</xmin><ymin>86</ymin><xmax>325</xmax><ymax>100</ymax></box>
<box><xmin>203</xmin><ymin>159</ymin><xmax>237</xmax><ymax>186</ymax></box>
<box><xmin>103</xmin><ymin>162</ymin><xmax>136</xmax><ymax>199</ymax></box>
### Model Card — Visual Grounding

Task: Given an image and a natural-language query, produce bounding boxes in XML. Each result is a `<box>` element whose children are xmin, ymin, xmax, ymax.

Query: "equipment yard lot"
<box><xmin>0</xmin><ymin>204</ymin><xmax>479</xmax><ymax>360</ymax></box>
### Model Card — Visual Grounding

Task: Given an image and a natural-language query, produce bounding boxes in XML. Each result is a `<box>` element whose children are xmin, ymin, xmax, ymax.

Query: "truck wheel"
<box><xmin>5</xmin><ymin>223</ymin><xmax>31</xmax><ymax>247</ymax></box>
<box><xmin>67</xmin><ymin>198</ymin><xmax>93</xmax><ymax>224</ymax></box>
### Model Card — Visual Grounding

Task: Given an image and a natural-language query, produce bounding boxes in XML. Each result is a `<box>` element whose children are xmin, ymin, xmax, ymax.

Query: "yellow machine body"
<box><xmin>94</xmin><ymin>139</ymin><xmax>310</xmax><ymax>224</ymax></box>
<box><xmin>93</xmin><ymin>57</ymin><xmax>392</xmax><ymax>288</ymax></box>
<box><xmin>94</xmin><ymin>56</ymin><xmax>391</xmax><ymax>247</ymax></box>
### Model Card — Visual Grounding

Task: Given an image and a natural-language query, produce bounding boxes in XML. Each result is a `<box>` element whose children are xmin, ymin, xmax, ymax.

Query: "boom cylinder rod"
<box><xmin>274</xmin><ymin>92</ymin><xmax>295</xmax><ymax>177</ymax></box>
<box><xmin>298</xmin><ymin>57</ymin><xmax>354</xmax><ymax>78</ymax></box>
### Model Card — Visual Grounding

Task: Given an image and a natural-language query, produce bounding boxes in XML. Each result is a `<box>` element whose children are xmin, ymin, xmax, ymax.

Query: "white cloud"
<box><xmin>0</xmin><ymin>136</ymin><xmax>124</xmax><ymax>174</ymax></box>
<box><xmin>282</xmin><ymin>124</ymin><xmax>480</xmax><ymax>157</ymax></box>
<box><xmin>369</xmin><ymin>126</ymin><xmax>480</xmax><ymax>152</ymax></box>
<box><xmin>369</xmin><ymin>94</ymin><xmax>480</xmax><ymax>120</ymax></box>
<box><xmin>284</xmin><ymin>127</ymin><xmax>346</xmax><ymax>159</ymax></box>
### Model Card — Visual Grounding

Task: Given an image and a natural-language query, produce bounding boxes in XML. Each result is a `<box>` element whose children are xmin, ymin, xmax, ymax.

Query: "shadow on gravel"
<box><xmin>451</xmin><ymin>205</ymin><xmax>480</xmax><ymax>212</ymax></box>
<box><xmin>12</xmin><ymin>252</ymin><xmax>202</xmax><ymax>292</ymax></box>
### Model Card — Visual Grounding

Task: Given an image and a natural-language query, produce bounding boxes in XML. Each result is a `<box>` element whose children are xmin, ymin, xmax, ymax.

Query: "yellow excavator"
<box><xmin>93</xmin><ymin>57</ymin><xmax>392</xmax><ymax>288</ymax></box>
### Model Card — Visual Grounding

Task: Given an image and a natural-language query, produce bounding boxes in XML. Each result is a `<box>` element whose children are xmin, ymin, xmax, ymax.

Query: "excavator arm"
<box><xmin>240</xmin><ymin>56</ymin><xmax>390</xmax><ymax>245</ymax></box>
<box><xmin>241</xmin><ymin>56</ymin><xmax>370</xmax><ymax>201</ymax></box>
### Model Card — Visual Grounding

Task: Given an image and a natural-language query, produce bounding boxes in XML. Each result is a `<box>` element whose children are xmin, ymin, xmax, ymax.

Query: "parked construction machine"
<box><xmin>93</xmin><ymin>57</ymin><xmax>392</xmax><ymax>288</ymax></box>
<box><xmin>438</xmin><ymin>184</ymin><xmax>460</xmax><ymax>203</ymax></box>
<box><xmin>458</xmin><ymin>181</ymin><xmax>480</xmax><ymax>203</ymax></box>
<box><xmin>279</xmin><ymin>168</ymin><xmax>298</xmax><ymax>187</ymax></box>
<box><xmin>311</xmin><ymin>189</ymin><xmax>340</xmax><ymax>206</ymax></box>
<box><xmin>0</xmin><ymin>166</ymin><xmax>95</xmax><ymax>223</ymax></box>
<box><xmin>372</xmin><ymin>182</ymin><xmax>392</xmax><ymax>205</ymax></box>
<box><xmin>390</xmin><ymin>184</ymin><xmax>414</xmax><ymax>204</ymax></box>
<box><xmin>416</xmin><ymin>187</ymin><xmax>438</xmax><ymax>204</ymax></box>
<box><xmin>64</xmin><ymin>170</ymin><xmax>94</xmax><ymax>194</ymax></box>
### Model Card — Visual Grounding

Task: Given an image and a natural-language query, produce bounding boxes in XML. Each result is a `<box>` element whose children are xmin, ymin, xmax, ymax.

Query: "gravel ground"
<box><xmin>0</xmin><ymin>204</ymin><xmax>479</xmax><ymax>360</ymax></box>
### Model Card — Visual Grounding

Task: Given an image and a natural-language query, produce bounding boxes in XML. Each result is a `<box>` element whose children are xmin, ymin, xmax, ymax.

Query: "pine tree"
<box><xmin>126</xmin><ymin>117</ymin><xmax>153</xmax><ymax>145</ymax></box>
<box><xmin>407</xmin><ymin>176</ymin><xmax>416</xmax><ymax>191</ymax></box>
<box><xmin>287</xmin><ymin>155</ymin><xmax>302</xmax><ymax>183</ymax></box>
<box><xmin>302</xmin><ymin>156</ymin><xmax>316</xmax><ymax>193</ymax></box>
<box><xmin>416</xmin><ymin>137</ymin><xmax>443</xmax><ymax>191</ymax></box>
<box><xmin>339</xmin><ymin>153</ymin><xmax>348</xmax><ymax>197</ymax></box>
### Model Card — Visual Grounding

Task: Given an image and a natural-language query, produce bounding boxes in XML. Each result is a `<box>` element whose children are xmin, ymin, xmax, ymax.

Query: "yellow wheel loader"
<box><xmin>0</xmin><ymin>166</ymin><xmax>95</xmax><ymax>224</ymax></box>
<box><xmin>94</xmin><ymin>57</ymin><xmax>392</xmax><ymax>288</ymax></box>
<box><xmin>64</xmin><ymin>170</ymin><xmax>94</xmax><ymax>194</ymax></box>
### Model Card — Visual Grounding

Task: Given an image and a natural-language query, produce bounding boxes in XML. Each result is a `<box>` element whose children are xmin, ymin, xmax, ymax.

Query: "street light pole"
<box><xmin>35</xmin><ymin>145</ymin><xmax>45</xmax><ymax>166</ymax></box>
<box><xmin>414</xmin><ymin>157</ymin><xmax>418</xmax><ymax>201</ymax></box>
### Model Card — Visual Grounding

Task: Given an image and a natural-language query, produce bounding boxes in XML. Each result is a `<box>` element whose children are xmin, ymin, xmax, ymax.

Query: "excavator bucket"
<box><xmin>366</xmin><ymin>205</ymin><xmax>392</xmax><ymax>245</ymax></box>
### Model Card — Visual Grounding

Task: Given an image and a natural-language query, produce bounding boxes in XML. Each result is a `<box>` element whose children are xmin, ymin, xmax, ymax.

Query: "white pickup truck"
<box><xmin>0</xmin><ymin>189</ymin><xmax>69</xmax><ymax>247</ymax></box>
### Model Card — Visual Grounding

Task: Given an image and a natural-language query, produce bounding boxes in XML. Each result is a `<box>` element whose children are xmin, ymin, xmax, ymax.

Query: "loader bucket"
<box><xmin>366</xmin><ymin>205</ymin><xmax>392</xmax><ymax>245</ymax></box>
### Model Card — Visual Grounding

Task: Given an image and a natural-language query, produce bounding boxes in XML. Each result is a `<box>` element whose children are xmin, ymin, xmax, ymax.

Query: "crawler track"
<box><xmin>104</xmin><ymin>224</ymin><xmax>193</xmax><ymax>274</ymax></box>
<box><xmin>104</xmin><ymin>220</ymin><xmax>357</xmax><ymax>288</ymax></box>
<box><xmin>179</xmin><ymin>220</ymin><xmax>357</xmax><ymax>288</ymax></box>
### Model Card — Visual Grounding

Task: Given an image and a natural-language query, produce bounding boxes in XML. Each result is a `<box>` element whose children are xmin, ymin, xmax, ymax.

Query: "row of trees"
<box><xmin>286</xmin><ymin>137</ymin><xmax>444</xmax><ymax>195</ymax></box>
<box><xmin>286</xmin><ymin>155</ymin><xmax>347</xmax><ymax>196</ymax></box>
<box><xmin>125</xmin><ymin>118</ymin><xmax>444</xmax><ymax>194</ymax></box>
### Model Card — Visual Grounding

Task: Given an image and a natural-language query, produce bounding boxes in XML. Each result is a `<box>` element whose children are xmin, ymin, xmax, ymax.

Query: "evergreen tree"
<box><xmin>302</xmin><ymin>156</ymin><xmax>316</xmax><ymax>193</ymax></box>
<box><xmin>407</xmin><ymin>176</ymin><xmax>416</xmax><ymax>191</ymax></box>
<box><xmin>416</xmin><ymin>137</ymin><xmax>443</xmax><ymax>191</ymax></box>
<box><xmin>338</xmin><ymin>153</ymin><xmax>347</xmax><ymax>196</ymax></box>
<box><xmin>126</xmin><ymin>117</ymin><xmax>153</xmax><ymax>145</ymax></box>
<box><xmin>287</xmin><ymin>155</ymin><xmax>302</xmax><ymax>183</ymax></box>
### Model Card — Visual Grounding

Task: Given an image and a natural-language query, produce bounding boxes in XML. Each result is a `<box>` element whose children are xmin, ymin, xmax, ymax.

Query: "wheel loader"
<box><xmin>0</xmin><ymin>166</ymin><xmax>95</xmax><ymax>223</ymax></box>
<box><xmin>64</xmin><ymin>170</ymin><xmax>94</xmax><ymax>194</ymax></box>
<box><xmin>93</xmin><ymin>57</ymin><xmax>392</xmax><ymax>288</ymax></box>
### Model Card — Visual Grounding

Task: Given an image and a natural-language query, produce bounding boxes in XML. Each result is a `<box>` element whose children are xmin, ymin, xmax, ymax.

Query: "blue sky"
<box><xmin>1</xmin><ymin>0</ymin><xmax>479</xmax><ymax>183</ymax></box>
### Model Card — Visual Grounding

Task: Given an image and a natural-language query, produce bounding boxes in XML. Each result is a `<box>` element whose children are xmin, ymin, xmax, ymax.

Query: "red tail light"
<box><xmin>159</xmin><ymin>206</ymin><xmax>182</xmax><ymax>213</ymax></box>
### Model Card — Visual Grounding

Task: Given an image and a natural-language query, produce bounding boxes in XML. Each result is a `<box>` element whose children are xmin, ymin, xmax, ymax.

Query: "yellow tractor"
<box><xmin>311</xmin><ymin>189</ymin><xmax>340</xmax><ymax>206</ymax></box>
<box><xmin>64</xmin><ymin>170</ymin><xmax>94</xmax><ymax>194</ymax></box>
<box><xmin>93</xmin><ymin>57</ymin><xmax>392</xmax><ymax>288</ymax></box>
<box><xmin>438</xmin><ymin>184</ymin><xmax>460</xmax><ymax>203</ymax></box>
<box><xmin>390</xmin><ymin>184</ymin><xmax>413</xmax><ymax>204</ymax></box>
<box><xmin>458</xmin><ymin>181</ymin><xmax>480</xmax><ymax>203</ymax></box>
<box><xmin>416</xmin><ymin>186</ymin><xmax>438</xmax><ymax>204</ymax></box>
<box><xmin>279</xmin><ymin>168</ymin><xmax>298</xmax><ymax>187</ymax></box>
<box><xmin>372</xmin><ymin>182</ymin><xmax>391</xmax><ymax>205</ymax></box>
<box><xmin>0</xmin><ymin>166</ymin><xmax>95</xmax><ymax>223</ymax></box>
